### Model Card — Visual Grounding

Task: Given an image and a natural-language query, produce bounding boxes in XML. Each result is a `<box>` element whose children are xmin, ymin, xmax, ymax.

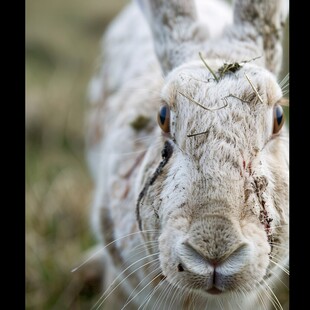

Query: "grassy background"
<box><xmin>26</xmin><ymin>1</ymin><xmax>289</xmax><ymax>309</ymax></box>
<box><xmin>26</xmin><ymin>1</ymin><xmax>129</xmax><ymax>309</ymax></box>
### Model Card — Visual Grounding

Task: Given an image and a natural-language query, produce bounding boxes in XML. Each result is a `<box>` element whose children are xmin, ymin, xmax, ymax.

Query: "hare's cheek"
<box><xmin>240</xmin><ymin>222</ymin><xmax>271</xmax><ymax>278</ymax></box>
<box><xmin>158</xmin><ymin>230</ymin><xmax>185</xmax><ymax>277</ymax></box>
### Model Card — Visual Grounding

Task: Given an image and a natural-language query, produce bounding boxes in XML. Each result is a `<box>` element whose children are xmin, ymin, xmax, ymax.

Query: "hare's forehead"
<box><xmin>162</xmin><ymin>62</ymin><xmax>282</xmax><ymax>110</ymax></box>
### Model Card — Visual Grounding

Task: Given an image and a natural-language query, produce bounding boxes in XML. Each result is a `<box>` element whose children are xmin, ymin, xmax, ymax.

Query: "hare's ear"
<box><xmin>136</xmin><ymin>0</ymin><xmax>203</xmax><ymax>75</ymax></box>
<box><xmin>233</xmin><ymin>0</ymin><xmax>289</xmax><ymax>75</ymax></box>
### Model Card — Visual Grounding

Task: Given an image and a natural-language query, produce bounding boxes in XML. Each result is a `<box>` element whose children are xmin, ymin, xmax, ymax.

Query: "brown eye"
<box><xmin>157</xmin><ymin>104</ymin><xmax>170</xmax><ymax>133</ymax></box>
<box><xmin>273</xmin><ymin>104</ymin><xmax>285</xmax><ymax>134</ymax></box>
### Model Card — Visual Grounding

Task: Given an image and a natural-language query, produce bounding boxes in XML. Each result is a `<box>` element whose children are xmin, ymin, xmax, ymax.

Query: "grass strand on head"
<box><xmin>198</xmin><ymin>52</ymin><xmax>219</xmax><ymax>82</ymax></box>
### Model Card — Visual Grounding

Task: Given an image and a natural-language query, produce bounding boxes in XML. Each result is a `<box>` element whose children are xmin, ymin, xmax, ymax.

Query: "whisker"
<box><xmin>218</xmin><ymin>296</ymin><xmax>225</xmax><ymax>310</ymax></box>
<box><xmin>270</xmin><ymin>247</ymin><xmax>289</xmax><ymax>256</ymax></box>
<box><xmin>256</xmin><ymin>285</ymin><xmax>269</xmax><ymax>310</ymax></box>
<box><xmin>71</xmin><ymin>230</ymin><xmax>159</xmax><ymax>272</ymax></box>
<box><xmin>92</xmin><ymin>253</ymin><xmax>159</xmax><ymax>309</ymax></box>
<box><xmin>239</xmin><ymin>283</ymin><xmax>250</xmax><ymax>299</ymax></box>
<box><xmin>130</xmin><ymin>242</ymin><xmax>159</xmax><ymax>255</ymax></box>
<box><xmin>168</xmin><ymin>278</ymin><xmax>190</xmax><ymax>310</ymax></box>
<box><xmin>150</xmin><ymin>273</ymin><xmax>179</xmax><ymax>310</ymax></box>
<box><xmin>269</xmin><ymin>259</ymin><xmax>290</xmax><ymax>276</ymax></box>
<box><xmin>151</xmin><ymin>279</ymin><xmax>172</xmax><ymax>310</ymax></box>
<box><xmin>140</xmin><ymin>274</ymin><xmax>167</xmax><ymax>310</ymax></box>
<box><xmin>167</xmin><ymin>279</ymin><xmax>182</xmax><ymax>309</ymax></box>
<box><xmin>261</xmin><ymin>278</ymin><xmax>283</xmax><ymax>310</ymax></box>
<box><xmin>281</xmin><ymin>88</ymin><xmax>289</xmax><ymax>97</ymax></box>
<box><xmin>270</xmin><ymin>248</ymin><xmax>289</xmax><ymax>256</ymax></box>
<box><xmin>256</xmin><ymin>280</ymin><xmax>279</xmax><ymax>310</ymax></box>
<box><xmin>121</xmin><ymin>265</ymin><xmax>162</xmax><ymax>309</ymax></box>
<box><xmin>167</xmin><ymin>275</ymin><xmax>186</xmax><ymax>309</ymax></box>
<box><xmin>269</xmin><ymin>252</ymin><xmax>289</xmax><ymax>263</ymax></box>
<box><xmin>269</xmin><ymin>244</ymin><xmax>289</xmax><ymax>252</ymax></box>
<box><xmin>179</xmin><ymin>284</ymin><xmax>187</xmax><ymax>309</ymax></box>
<box><xmin>280</xmin><ymin>83</ymin><xmax>289</xmax><ymax>91</ymax></box>
<box><xmin>234</xmin><ymin>283</ymin><xmax>253</xmax><ymax>310</ymax></box>
<box><xmin>281</xmin><ymin>90</ymin><xmax>289</xmax><ymax>97</ymax></box>
<box><xmin>161</xmin><ymin>278</ymin><xmax>176</xmax><ymax>310</ymax></box>
<box><xmin>279</xmin><ymin>73</ymin><xmax>289</xmax><ymax>88</ymax></box>
<box><xmin>267</xmin><ymin>267</ymin><xmax>289</xmax><ymax>290</ymax></box>
<box><xmin>193</xmin><ymin>290</ymin><xmax>201</xmax><ymax>309</ymax></box>
<box><xmin>120</xmin><ymin>247</ymin><xmax>159</xmax><ymax>279</ymax></box>
<box><xmin>71</xmin><ymin>246</ymin><xmax>104</xmax><ymax>273</ymax></box>
<box><xmin>123</xmin><ymin>240</ymin><xmax>159</xmax><ymax>265</ymax></box>
<box><xmin>233</xmin><ymin>288</ymin><xmax>245</xmax><ymax>310</ymax></box>
<box><xmin>269</xmin><ymin>243</ymin><xmax>289</xmax><ymax>249</ymax></box>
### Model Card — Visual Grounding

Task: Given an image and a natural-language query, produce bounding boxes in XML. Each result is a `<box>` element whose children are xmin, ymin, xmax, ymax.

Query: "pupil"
<box><xmin>276</xmin><ymin>106</ymin><xmax>283</xmax><ymax>125</ymax></box>
<box><xmin>177</xmin><ymin>263</ymin><xmax>184</xmax><ymax>272</ymax></box>
<box><xmin>159</xmin><ymin>106</ymin><xmax>167</xmax><ymax>125</ymax></box>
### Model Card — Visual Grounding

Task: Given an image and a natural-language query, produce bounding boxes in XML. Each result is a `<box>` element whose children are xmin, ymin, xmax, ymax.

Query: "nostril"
<box><xmin>177</xmin><ymin>263</ymin><xmax>184</xmax><ymax>272</ymax></box>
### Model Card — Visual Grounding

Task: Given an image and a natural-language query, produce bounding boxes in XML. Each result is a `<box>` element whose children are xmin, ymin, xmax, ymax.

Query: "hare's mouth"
<box><xmin>205</xmin><ymin>287</ymin><xmax>223</xmax><ymax>295</ymax></box>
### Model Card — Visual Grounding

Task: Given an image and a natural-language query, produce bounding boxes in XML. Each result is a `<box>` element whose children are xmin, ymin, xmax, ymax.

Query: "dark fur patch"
<box><xmin>136</xmin><ymin>141</ymin><xmax>173</xmax><ymax>231</ymax></box>
<box><xmin>252</xmin><ymin>175</ymin><xmax>274</xmax><ymax>247</ymax></box>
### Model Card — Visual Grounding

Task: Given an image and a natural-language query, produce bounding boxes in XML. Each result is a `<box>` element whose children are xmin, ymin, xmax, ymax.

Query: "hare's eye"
<box><xmin>157</xmin><ymin>104</ymin><xmax>170</xmax><ymax>133</ymax></box>
<box><xmin>273</xmin><ymin>104</ymin><xmax>285</xmax><ymax>134</ymax></box>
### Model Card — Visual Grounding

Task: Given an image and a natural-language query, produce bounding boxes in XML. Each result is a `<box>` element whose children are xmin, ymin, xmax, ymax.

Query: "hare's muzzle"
<box><xmin>178</xmin><ymin>239</ymin><xmax>250</xmax><ymax>294</ymax></box>
<box><xmin>159</xmin><ymin>213</ymin><xmax>270</xmax><ymax>295</ymax></box>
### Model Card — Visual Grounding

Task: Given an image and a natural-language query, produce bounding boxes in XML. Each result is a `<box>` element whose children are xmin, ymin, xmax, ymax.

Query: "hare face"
<box><xmin>136</xmin><ymin>60</ymin><xmax>288</xmax><ymax>297</ymax></box>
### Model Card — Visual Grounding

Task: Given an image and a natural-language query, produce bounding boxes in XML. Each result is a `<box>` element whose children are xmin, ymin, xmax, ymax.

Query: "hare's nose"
<box><xmin>181</xmin><ymin>241</ymin><xmax>249</xmax><ymax>267</ymax></box>
<box><xmin>181</xmin><ymin>241</ymin><xmax>222</xmax><ymax>267</ymax></box>
<box><xmin>177</xmin><ymin>241</ymin><xmax>250</xmax><ymax>291</ymax></box>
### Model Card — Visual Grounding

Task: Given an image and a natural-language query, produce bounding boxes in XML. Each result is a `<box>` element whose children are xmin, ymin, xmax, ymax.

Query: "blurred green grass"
<box><xmin>26</xmin><ymin>0</ymin><xmax>128</xmax><ymax>309</ymax></box>
<box><xmin>26</xmin><ymin>1</ymin><xmax>289</xmax><ymax>309</ymax></box>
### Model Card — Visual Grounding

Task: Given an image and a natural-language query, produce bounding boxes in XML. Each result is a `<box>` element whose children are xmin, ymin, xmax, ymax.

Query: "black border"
<box><xmin>289</xmin><ymin>1</ymin><xmax>308</xmax><ymax>308</ymax></box>
<box><xmin>4</xmin><ymin>1</ymin><xmax>26</xmax><ymax>308</ymax></box>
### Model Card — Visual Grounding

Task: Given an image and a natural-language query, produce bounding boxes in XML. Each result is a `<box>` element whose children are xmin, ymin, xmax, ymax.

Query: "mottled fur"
<box><xmin>86</xmin><ymin>0</ymin><xmax>289</xmax><ymax>309</ymax></box>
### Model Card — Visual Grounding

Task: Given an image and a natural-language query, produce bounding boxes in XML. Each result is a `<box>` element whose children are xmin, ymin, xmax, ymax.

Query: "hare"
<box><xmin>84</xmin><ymin>0</ymin><xmax>289</xmax><ymax>309</ymax></box>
